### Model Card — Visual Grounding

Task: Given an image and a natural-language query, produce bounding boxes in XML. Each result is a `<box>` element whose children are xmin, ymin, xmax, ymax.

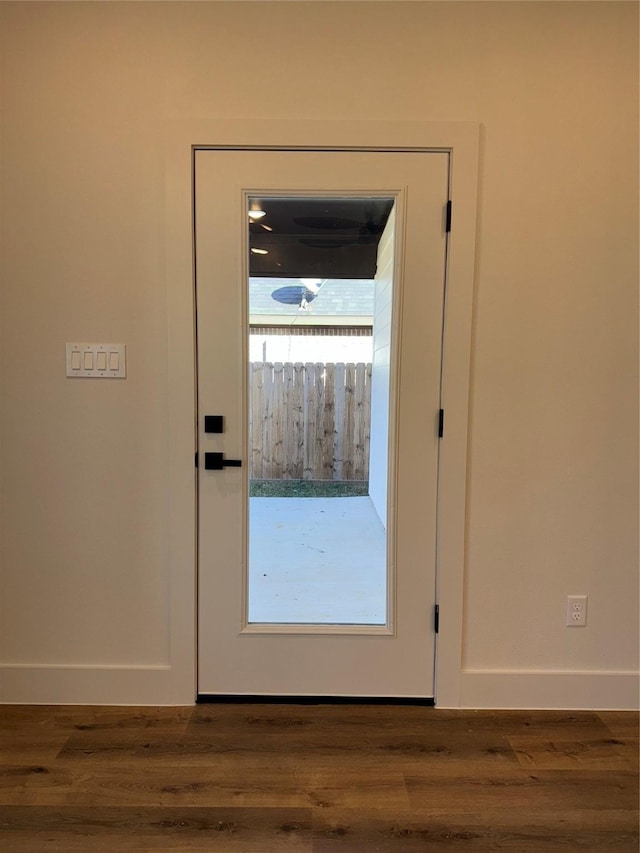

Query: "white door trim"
<box><xmin>164</xmin><ymin>119</ymin><xmax>479</xmax><ymax>706</ymax></box>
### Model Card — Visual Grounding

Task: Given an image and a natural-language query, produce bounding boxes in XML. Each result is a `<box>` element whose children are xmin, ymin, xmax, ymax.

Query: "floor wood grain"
<box><xmin>0</xmin><ymin>705</ymin><xmax>637</xmax><ymax>851</ymax></box>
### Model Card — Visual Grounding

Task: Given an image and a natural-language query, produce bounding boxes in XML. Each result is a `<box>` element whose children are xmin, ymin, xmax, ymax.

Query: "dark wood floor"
<box><xmin>0</xmin><ymin>703</ymin><xmax>637</xmax><ymax>851</ymax></box>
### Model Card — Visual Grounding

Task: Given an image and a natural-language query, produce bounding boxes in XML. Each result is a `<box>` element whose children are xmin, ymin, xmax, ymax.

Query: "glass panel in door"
<box><xmin>246</xmin><ymin>196</ymin><xmax>396</xmax><ymax>626</ymax></box>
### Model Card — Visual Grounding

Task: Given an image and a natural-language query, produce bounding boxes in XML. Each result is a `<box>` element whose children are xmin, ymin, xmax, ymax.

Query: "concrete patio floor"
<box><xmin>248</xmin><ymin>496</ymin><xmax>387</xmax><ymax>624</ymax></box>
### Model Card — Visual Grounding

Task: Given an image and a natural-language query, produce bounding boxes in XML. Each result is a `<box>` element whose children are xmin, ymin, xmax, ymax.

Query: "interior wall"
<box><xmin>369</xmin><ymin>209</ymin><xmax>395</xmax><ymax>527</ymax></box>
<box><xmin>0</xmin><ymin>1</ymin><xmax>637</xmax><ymax>706</ymax></box>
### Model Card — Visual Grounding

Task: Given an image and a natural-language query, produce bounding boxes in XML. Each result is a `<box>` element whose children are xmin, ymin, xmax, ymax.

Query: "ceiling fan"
<box><xmin>271</xmin><ymin>278</ymin><xmax>325</xmax><ymax>311</ymax></box>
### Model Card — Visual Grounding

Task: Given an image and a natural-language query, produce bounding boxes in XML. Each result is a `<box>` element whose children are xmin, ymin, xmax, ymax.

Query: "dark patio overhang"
<box><xmin>248</xmin><ymin>197</ymin><xmax>393</xmax><ymax>279</ymax></box>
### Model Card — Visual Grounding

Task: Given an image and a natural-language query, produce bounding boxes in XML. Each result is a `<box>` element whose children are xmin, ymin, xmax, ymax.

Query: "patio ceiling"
<box><xmin>249</xmin><ymin>197</ymin><xmax>393</xmax><ymax>279</ymax></box>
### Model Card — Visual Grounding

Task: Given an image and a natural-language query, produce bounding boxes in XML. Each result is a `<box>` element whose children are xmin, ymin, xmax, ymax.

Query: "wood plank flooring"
<box><xmin>0</xmin><ymin>704</ymin><xmax>637</xmax><ymax>851</ymax></box>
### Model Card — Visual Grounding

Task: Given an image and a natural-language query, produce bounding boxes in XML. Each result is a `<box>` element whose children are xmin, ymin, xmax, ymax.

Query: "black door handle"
<box><xmin>204</xmin><ymin>452</ymin><xmax>242</xmax><ymax>470</ymax></box>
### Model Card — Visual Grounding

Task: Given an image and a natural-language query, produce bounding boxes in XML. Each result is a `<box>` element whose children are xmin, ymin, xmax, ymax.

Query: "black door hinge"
<box><xmin>434</xmin><ymin>604</ymin><xmax>440</xmax><ymax>634</ymax></box>
<box><xmin>445</xmin><ymin>200</ymin><xmax>452</xmax><ymax>233</ymax></box>
<box><xmin>438</xmin><ymin>409</ymin><xmax>445</xmax><ymax>438</ymax></box>
<box><xmin>195</xmin><ymin>452</ymin><xmax>198</xmax><ymax>468</ymax></box>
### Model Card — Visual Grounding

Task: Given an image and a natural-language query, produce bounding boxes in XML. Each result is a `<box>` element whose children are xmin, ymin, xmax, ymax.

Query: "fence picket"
<box><xmin>313</xmin><ymin>363</ymin><xmax>326</xmax><ymax>480</ymax></box>
<box><xmin>262</xmin><ymin>363</ymin><xmax>273</xmax><ymax>476</ymax></box>
<box><xmin>250</xmin><ymin>363</ymin><xmax>263</xmax><ymax>477</ymax></box>
<box><xmin>323</xmin><ymin>363</ymin><xmax>336</xmax><ymax>480</ymax></box>
<box><xmin>343</xmin><ymin>362</ymin><xmax>356</xmax><ymax>480</ymax></box>
<box><xmin>272</xmin><ymin>363</ymin><xmax>284</xmax><ymax>478</ymax></box>
<box><xmin>303</xmin><ymin>362</ymin><xmax>317</xmax><ymax>480</ymax></box>
<box><xmin>333</xmin><ymin>362</ymin><xmax>345</xmax><ymax>481</ymax></box>
<box><xmin>353</xmin><ymin>362</ymin><xmax>367</xmax><ymax>480</ymax></box>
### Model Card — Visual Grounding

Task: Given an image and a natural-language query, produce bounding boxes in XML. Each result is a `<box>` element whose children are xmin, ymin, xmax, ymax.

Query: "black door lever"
<box><xmin>204</xmin><ymin>452</ymin><xmax>242</xmax><ymax>470</ymax></box>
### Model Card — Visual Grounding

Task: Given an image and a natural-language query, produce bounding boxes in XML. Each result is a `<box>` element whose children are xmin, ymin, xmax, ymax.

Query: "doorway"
<box><xmin>195</xmin><ymin>148</ymin><xmax>449</xmax><ymax>697</ymax></box>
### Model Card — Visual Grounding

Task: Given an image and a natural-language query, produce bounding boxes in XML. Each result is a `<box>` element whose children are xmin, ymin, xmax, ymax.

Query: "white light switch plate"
<box><xmin>66</xmin><ymin>343</ymin><xmax>126</xmax><ymax>378</ymax></box>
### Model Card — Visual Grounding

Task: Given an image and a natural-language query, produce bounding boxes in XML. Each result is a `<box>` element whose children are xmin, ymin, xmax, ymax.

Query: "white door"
<box><xmin>195</xmin><ymin>148</ymin><xmax>449</xmax><ymax>698</ymax></box>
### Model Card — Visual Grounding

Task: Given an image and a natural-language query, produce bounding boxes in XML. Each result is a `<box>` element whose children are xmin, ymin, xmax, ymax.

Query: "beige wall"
<box><xmin>1</xmin><ymin>1</ymin><xmax>637</xmax><ymax>705</ymax></box>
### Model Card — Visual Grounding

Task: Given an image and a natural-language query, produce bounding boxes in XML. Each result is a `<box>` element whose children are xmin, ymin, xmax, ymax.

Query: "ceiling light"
<box><xmin>251</xmin><ymin>247</ymin><xmax>268</xmax><ymax>255</ymax></box>
<box><xmin>248</xmin><ymin>209</ymin><xmax>266</xmax><ymax>220</ymax></box>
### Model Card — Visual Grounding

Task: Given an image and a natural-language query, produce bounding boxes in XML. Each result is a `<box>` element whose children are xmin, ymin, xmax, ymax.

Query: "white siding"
<box><xmin>369</xmin><ymin>209</ymin><xmax>396</xmax><ymax>527</ymax></box>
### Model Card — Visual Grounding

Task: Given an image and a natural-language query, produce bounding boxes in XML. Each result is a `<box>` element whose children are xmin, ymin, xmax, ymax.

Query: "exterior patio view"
<box><xmin>247</xmin><ymin>251</ymin><xmax>394</xmax><ymax>624</ymax></box>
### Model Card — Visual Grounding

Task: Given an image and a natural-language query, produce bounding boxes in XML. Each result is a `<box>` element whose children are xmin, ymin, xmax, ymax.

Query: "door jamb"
<box><xmin>164</xmin><ymin>120</ymin><xmax>479</xmax><ymax>707</ymax></box>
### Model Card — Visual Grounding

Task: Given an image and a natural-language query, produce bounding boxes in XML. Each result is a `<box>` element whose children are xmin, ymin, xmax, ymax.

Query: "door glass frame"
<box><xmin>239</xmin><ymin>188</ymin><xmax>405</xmax><ymax>636</ymax></box>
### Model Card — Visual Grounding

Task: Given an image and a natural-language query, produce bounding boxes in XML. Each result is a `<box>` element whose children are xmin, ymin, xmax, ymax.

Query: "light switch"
<box><xmin>66</xmin><ymin>343</ymin><xmax>126</xmax><ymax>378</ymax></box>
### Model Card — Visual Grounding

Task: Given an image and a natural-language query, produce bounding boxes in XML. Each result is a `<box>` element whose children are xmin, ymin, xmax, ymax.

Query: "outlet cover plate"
<box><xmin>566</xmin><ymin>594</ymin><xmax>588</xmax><ymax>627</ymax></box>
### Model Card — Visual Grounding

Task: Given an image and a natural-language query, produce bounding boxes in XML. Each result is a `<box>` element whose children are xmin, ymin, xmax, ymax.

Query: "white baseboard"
<box><xmin>0</xmin><ymin>663</ymin><xmax>193</xmax><ymax>705</ymax></box>
<box><xmin>453</xmin><ymin>668</ymin><xmax>640</xmax><ymax>710</ymax></box>
<box><xmin>2</xmin><ymin>663</ymin><xmax>638</xmax><ymax>710</ymax></box>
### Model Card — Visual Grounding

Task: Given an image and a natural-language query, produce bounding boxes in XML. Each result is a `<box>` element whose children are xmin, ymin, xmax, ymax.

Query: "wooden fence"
<box><xmin>249</xmin><ymin>362</ymin><xmax>371</xmax><ymax>481</ymax></box>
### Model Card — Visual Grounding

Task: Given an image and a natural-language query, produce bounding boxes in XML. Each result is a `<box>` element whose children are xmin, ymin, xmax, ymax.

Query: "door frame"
<box><xmin>164</xmin><ymin>119</ymin><xmax>479</xmax><ymax>707</ymax></box>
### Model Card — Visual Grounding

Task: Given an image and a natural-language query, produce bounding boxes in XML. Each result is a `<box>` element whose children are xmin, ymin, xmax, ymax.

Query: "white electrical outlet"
<box><xmin>566</xmin><ymin>595</ymin><xmax>588</xmax><ymax>627</ymax></box>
